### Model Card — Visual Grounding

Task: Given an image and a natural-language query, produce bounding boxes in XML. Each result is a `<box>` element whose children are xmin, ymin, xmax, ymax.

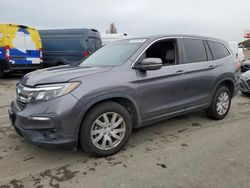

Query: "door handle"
<box><xmin>175</xmin><ymin>70</ymin><xmax>185</xmax><ymax>75</ymax></box>
<box><xmin>208</xmin><ymin>65</ymin><xmax>218</xmax><ymax>69</ymax></box>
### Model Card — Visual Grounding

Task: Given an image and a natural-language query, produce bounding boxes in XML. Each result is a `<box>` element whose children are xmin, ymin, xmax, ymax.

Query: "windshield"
<box><xmin>79</xmin><ymin>39</ymin><xmax>146</xmax><ymax>66</ymax></box>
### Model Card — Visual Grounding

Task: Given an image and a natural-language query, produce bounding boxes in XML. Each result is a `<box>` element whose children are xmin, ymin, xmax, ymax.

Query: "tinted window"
<box><xmin>182</xmin><ymin>38</ymin><xmax>207</xmax><ymax>63</ymax></box>
<box><xmin>207</xmin><ymin>41</ymin><xmax>230</xmax><ymax>60</ymax></box>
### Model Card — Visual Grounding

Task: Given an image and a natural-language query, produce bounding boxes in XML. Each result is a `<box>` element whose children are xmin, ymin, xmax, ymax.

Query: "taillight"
<box><xmin>5</xmin><ymin>45</ymin><xmax>10</xmax><ymax>61</ymax></box>
<box><xmin>83</xmin><ymin>51</ymin><xmax>90</xmax><ymax>57</ymax></box>
<box><xmin>39</xmin><ymin>48</ymin><xmax>43</xmax><ymax>62</ymax></box>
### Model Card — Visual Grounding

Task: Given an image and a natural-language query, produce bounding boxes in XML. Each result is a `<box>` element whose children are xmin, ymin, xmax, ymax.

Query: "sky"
<box><xmin>1</xmin><ymin>0</ymin><xmax>249</xmax><ymax>42</ymax></box>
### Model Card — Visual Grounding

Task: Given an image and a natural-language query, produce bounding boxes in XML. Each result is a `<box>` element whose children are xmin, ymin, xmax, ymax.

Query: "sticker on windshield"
<box><xmin>129</xmin><ymin>39</ymin><xmax>147</xmax><ymax>43</ymax></box>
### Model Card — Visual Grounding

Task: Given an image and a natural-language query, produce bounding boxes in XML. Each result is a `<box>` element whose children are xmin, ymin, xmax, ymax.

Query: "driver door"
<box><xmin>136</xmin><ymin>38</ymin><xmax>188</xmax><ymax>123</ymax></box>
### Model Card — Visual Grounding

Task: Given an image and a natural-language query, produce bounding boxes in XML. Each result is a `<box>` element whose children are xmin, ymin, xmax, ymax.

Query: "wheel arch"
<box><xmin>76</xmin><ymin>94</ymin><xmax>141</xmax><ymax>143</ymax></box>
<box><xmin>212</xmin><ymin>76</ymin><xmax>236</xmax><ymax>99</ymax></box>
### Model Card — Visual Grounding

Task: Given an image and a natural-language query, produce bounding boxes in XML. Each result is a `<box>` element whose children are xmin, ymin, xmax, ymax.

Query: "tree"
<box><xmin>239</xmin><ymin>39</ymin><xmax>250</xmax><ymax>49</ymax></box>
<box><xmin>106</xmin><ymin>23</ymin><xmax>118</xmax><ymax>34</ymax></box>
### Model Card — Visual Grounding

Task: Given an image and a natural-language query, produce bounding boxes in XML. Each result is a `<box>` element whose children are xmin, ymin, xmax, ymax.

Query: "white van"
<box><xmin>101</xmin><ymin>33</ymin><xmax>129</xmax><ymax>45</ymax></box>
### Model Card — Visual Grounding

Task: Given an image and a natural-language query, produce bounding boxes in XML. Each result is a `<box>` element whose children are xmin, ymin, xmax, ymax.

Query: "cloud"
<box><xmin>0</xmin><ymin>0</ymin><xmax>249</xmax><ymax>41</ymax></box>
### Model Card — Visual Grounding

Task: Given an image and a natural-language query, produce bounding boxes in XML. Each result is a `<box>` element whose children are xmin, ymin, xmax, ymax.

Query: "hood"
<box><xmin>21</xmin><ymin>65</ymin><xmax>112</xmax><ymax>86</ymax></box>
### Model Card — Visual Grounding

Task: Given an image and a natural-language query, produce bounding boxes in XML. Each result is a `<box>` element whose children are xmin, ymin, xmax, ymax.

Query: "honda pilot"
<box><xmin>9</xmin><ymin>35</ymin><xmax>240</xmax><ymax>156</ymax></box>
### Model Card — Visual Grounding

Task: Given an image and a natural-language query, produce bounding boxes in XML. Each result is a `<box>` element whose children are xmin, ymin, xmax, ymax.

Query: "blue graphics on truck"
<box><xmin>9</xmin><ymin>28</ymin><xmax>40</xmax><ymax>64</ymax></box>
<box><xmin>0</xmin><ymin>47</ymin><xmax>4</xmax><ymax>59</ymax></box>
<box><xmin>0</xmin><ymin>24</ymin><xmax>42</xmax><ymax>67</ymax></box>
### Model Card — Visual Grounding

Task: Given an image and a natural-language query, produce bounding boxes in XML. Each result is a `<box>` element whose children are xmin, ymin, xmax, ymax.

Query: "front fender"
<box><xmin>74</xmin><ymin>92</ymin><xmax>142</xmax><ymax>142</ymax></box>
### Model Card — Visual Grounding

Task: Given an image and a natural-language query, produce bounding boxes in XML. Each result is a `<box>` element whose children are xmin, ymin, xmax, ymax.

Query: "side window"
<box><xmin>138</xmin><ymin>39</ymin><xmax>177</xmax><ymax>66</ymax></box>
<box><xmin>24</xmin><ymin>34</ymin><xmax>36</xmax><ymax>50</ymax></box>
<box><xmin>182</xmin><ymin>38</ymin><xmax>207</xmax><ymax>63</ymax></box>
<box><xmin>207</xmin><ymin>41</ymin><xmax>231</xmax><ymax>60</ymax></box>
<box><xmin>12</xmin><ymin>32</ymin><xmax>26</xmax><ymax>51</ymax></box>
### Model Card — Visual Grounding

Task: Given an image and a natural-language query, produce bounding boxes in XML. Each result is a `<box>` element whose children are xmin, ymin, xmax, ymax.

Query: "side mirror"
<box><xmin>134</xmin><ymin>58</ymin><xmax>163</xmax><ymax>71</ymax></box>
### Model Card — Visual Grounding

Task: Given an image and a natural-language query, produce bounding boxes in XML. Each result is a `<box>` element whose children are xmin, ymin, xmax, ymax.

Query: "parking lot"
<box><xmin>0</xmin><ymin>76</ymin><xmax>250</xmax><ymax>188</ymax></box>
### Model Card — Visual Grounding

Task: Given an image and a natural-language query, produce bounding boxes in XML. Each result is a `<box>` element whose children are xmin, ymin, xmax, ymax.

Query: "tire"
<box><xmin>206</xmin><ymin>86</ymin><xmax>231</xmax><ymax>120</ymax></box>
<box><xmin>0</xmin><ymin>69</ymin><xmax>4</xmax><ymax>78</ymax></box>
<box><xmin>80</xmin><ymin>101</ymin><xmax>132</xmax><ymax>157</ymax></box>
<box><xmin>56</xmin><ymin>62</ymin><xmax>64</xmax><ymax>66</ymax></box>
<box><xmin>241</xmin><ymin>91</ymin><xmax>250</xmax><ymax>96</ymax></box>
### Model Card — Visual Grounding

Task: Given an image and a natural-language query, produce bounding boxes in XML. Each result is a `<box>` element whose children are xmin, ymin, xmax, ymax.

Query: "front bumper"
<box><xmin>8</xmin><ymin>94</ymin><xmax>83</xmax><ymax>150</ymax></box>
<box><xmin>240</xmin><ymin>78</ymin><xmax>250</xmax><ymax>93</ymax></box>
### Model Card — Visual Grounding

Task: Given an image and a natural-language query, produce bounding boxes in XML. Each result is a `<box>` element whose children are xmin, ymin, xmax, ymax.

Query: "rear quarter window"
<box><xmin>182</xmin><ymin>38</ymin><xmax>207</xmax><ymax>63</ymax></box>
<box><xmin>207</xmin><ymin>41</ymin><xmax>231</xmax><ymax>60</ymax></box>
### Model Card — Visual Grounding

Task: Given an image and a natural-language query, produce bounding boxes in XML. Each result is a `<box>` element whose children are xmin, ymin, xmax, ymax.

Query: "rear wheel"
<box><xmin>206</xmin><ymin>86</ymin><xmax>231</xmax><ymax>120</ymax></box>
<box><xmin>56</xmin><ymin>62</ymin><xmax>64</xmax><ymax>66</ymax></box>
<box><xmin>80</xmin><ymin>101</ymin><xmax>132</xmax><ymax>157</ymax></box>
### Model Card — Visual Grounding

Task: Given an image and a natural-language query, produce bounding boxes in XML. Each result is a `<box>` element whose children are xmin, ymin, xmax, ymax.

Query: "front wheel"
<box><xmin>241</xmin><ymin>91</ymin><xmax>250</xmax><ymax>96</ymax></box>
<box><xmin>80</xmin><ymin>101</ymin><xmax>132</xmax><ymax>157</ymax></box>
<box><xmin>0</xmin><ymin>69</ymin><xmax>4</xmax><ymax>78</ymax></box>
<box><xmin>206</xmin><ymin>86</ymin><xmax>231</xmax><ymax>120</ymax></box>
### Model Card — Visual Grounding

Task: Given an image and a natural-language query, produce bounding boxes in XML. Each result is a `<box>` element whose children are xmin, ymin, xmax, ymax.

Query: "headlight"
<box><xmin>22</xmin><ymin>82</ymin><xmax>81</xmax><ymax>102</ymax></box>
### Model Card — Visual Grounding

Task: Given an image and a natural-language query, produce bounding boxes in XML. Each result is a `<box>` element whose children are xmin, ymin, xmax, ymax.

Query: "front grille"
<box><xmin>16</xmin><ymin>100</ymin><xmax>27</xmax><ymax>110</ymax></box>
<box><xmin>15</xmin><ymin>83</ymin><xmax>30</xmax><ymax>110</ymax></box>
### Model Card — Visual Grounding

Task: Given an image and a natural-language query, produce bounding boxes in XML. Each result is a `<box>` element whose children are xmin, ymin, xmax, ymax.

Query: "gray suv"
<box><xmin>9</xmin><ymin>35</ymin><xmax>240</xmax><ymax>156</ymax></box>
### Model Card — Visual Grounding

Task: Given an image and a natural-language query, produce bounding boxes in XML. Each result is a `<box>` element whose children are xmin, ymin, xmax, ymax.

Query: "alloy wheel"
<box><xmin>90</xmin><ymin>112</ymin><xmax>126</xmax><ymax>150</ymax></box>
<box><xmin>216</xmin><ymin>91</ymin><xmax>230</xmax><ymax>116</ymax></box>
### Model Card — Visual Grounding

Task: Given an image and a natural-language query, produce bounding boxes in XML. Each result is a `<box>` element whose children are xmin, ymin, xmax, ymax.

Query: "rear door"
<box><xmin>179</xmin><ymin>38</ymin><xmax>220</xmax><ymax>110</ymax></box>
<box><xmin>10</xmin><ymin>27</ymin><xmax>27</xmax><ymax>65</ymax></box>
<box><xmin>24</xmin><ymin>29</ymin><xmax>40</xmax><ymax>65</ymax></box>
